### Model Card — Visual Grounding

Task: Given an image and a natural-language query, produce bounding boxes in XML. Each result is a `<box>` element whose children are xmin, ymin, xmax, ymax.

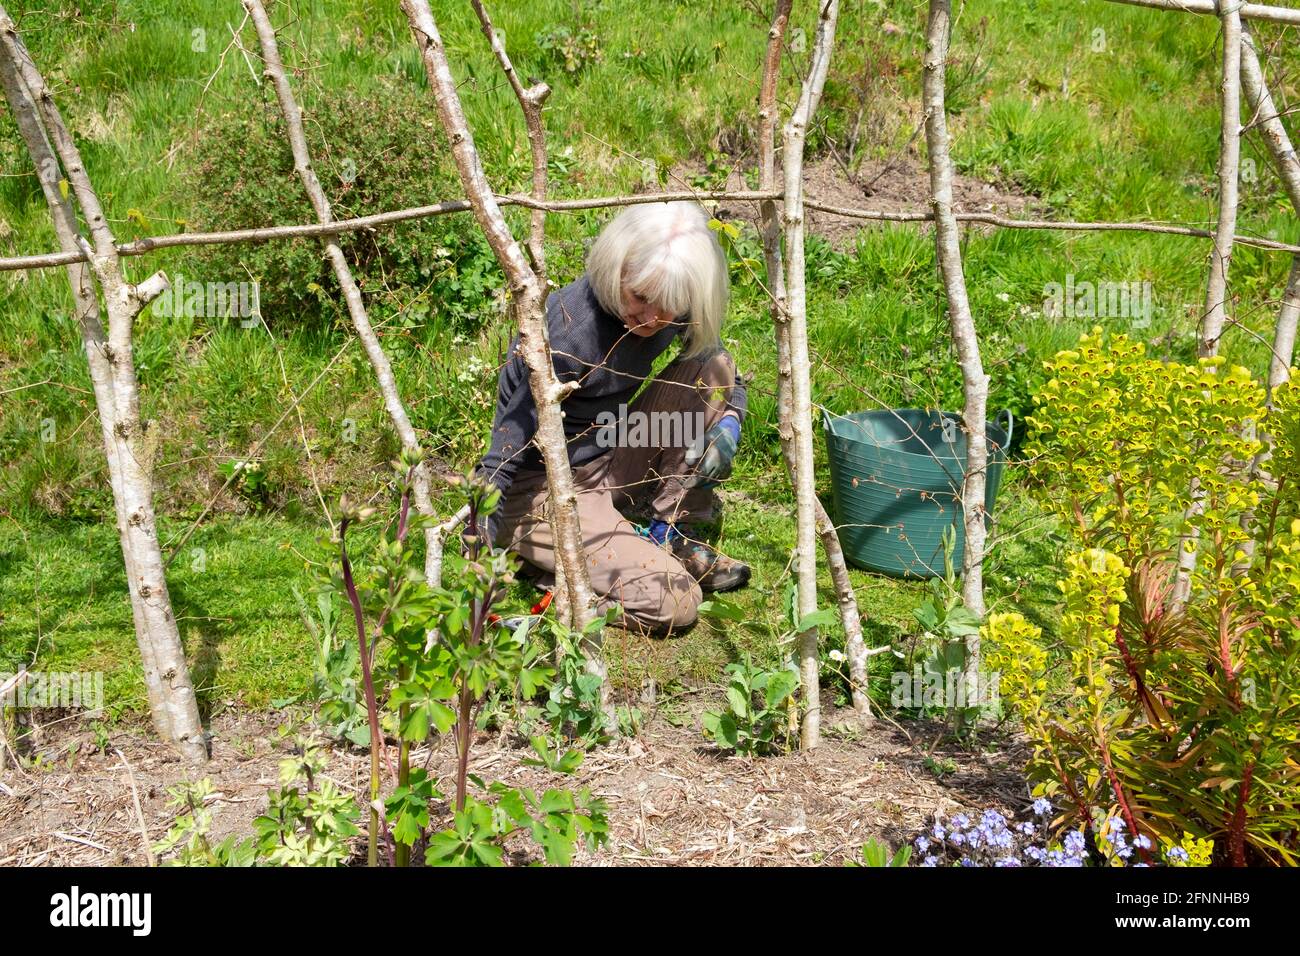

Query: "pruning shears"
<box><xmin>487</xmin><ymin>588</ymin><xmax>554</xmax><ymax>632</ymax></box>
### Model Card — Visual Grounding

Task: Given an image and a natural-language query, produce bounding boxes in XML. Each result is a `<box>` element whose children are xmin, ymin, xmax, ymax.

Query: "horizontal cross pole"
<box><xmin>4</xmin><ymin>188</ymin><xmax>1300</xmax><ymax>274</ymax></box>
<box><xmin>804</xmin><ymin>200</ymin><xmax>1300</xmax><ymax>253</ymax></box>
<box><xmin>1102</xmin><ymin>0</ymin><xmax>1300</xmax><ymax>26</ymax></box>
<box><xmin>0</xmin><ymin>190</ymin><xmax>777</xmax><ymax>273</ymax></box>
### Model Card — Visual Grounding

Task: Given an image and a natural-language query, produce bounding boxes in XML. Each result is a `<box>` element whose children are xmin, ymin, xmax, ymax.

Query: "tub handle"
<box><xmin>996</xmin><ymin>409</ymin><xmax>1014</xmax><ymax>449</ymax></box>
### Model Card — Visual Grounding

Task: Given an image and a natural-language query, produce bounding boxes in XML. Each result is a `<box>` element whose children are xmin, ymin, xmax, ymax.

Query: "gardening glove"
<box><xmin>684</xmin><ymin>413</ymin><xmax>741</xmax><ymax>489</ymax></box>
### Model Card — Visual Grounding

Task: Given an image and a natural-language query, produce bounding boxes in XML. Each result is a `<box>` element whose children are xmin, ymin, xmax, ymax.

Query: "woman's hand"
<box><xmin>684</xmin><ymin>412</ymin><xmax>741</xmax><ymax>488</ymax></box>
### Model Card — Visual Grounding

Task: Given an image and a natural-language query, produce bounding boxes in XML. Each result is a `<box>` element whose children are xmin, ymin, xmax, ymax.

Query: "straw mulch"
<box><xmin>0</xmin><ymin>705</ymin><xmax>1029</xmax><ymax>867</ymax></box>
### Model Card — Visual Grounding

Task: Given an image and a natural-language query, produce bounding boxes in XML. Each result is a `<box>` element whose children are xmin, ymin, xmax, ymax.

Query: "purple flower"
<box><xmin>950</xmin><ymin>831</ymin><xmax>965</xmax><ymax>846</ymax></box>
<box><xmin>931</xmin><ymin>823</ymin><xmax>946</xmax><ymax>841</ymax></box>
<box><xmin>1032</xmin><ymin>798</ymin><xmax>1052</xmax><ymax>816</ymax></box>
<box><xmin>1166</xmin><ymin>846</ymin><xmax>1189</xmax><ymax>863</ymax></box>
<box><xmin>914</xmin><ymin>835</ymin><xmax>930</xmax><ymax>853</ymax></box>
<box><xmin>952</xmin><ymin>814</ymin><xmax>971</xmax><ymax>829</ymax></box>
<box><xmin>1064</xmin><ymin>830</ymin><xmax>1086</xmax><ymax>855</ymax></box>
<box><xmin>1016</xmin><ymin>821</ymin><xmax>1036</xmax><ymax>837</ymax></box>
<box><xmin>922</xmin><ymin>854</ymin><xmax>939</xmax><ymax>867</ymax></box>
<box><xmin>1133</xmin><ymin>834</ymin><xmax>1152</xmax><ymax>850</ymax></box>
<box><xmin>995</xmin><ymin>856</ymin><xmax>1022</xmax><ymax>867</ymax></box>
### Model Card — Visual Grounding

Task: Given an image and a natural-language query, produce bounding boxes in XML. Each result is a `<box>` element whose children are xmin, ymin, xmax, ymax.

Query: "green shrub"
<box><xmin>185</xmin><ymin>77</ymin><xmax>504</xmax><ymax>334</ymax></box>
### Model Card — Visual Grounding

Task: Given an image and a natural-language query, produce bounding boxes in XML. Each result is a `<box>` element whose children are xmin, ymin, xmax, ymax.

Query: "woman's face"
<box><xmin>619</xmin><ymin>285</ymin><xmax>678</xmax><ymax>337</ymax></box>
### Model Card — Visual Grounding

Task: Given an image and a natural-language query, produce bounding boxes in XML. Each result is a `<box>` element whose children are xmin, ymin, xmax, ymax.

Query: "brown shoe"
<box><xmin>671</xmin><ymin>536</ymin><xmax>751</xmax><ymax>593</ymax></box>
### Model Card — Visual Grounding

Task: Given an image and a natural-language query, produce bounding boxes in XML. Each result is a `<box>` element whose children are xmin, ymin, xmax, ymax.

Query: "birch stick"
<box><xmin>0</xmin><ymin>671</ymin><xmax>25</xmax><ymax>772</ymax></box>
<box><xmin>924</xmin><ymin>0</ymin><xmax>990</xmax><ymax>711</ymax></box>
<box><xmin>116</xmin><ymin>749</ymin><xmax>157</xmax><ymax>867</ymax></box>
<box><xmin>782</xmin><ymin>0</ymin><xmax>840</xmax><ymax>750</ymax></box>
<box><xmin>1103</xmin><ymin>0</ymin><xmax>1300</xmax><ymax>26</ymax></box>
<box><xmin>1240</xmin><ymin>29</ymin><xmax>1300</xmax><ymax>391</ymax></box>
<box><xmin>1202</xmin><ymin>1</ymin><xmax>1243</xmax><ymax>359</ymax></box>
<box><xmin>0</xmin><ymin>44</ymin><xmax>173</xmax><ymax>741</ymax></box>
<box><xmin>469</xmin><ymin>0</ymin><xmax>550</xmax><ymax>282</ymax></box>
<box><xmin>758</xmin><ymin>0</ymin><xmax>872</xmax><ymax>721</ymax></box>
<box><xmin>243</xmin><ymin>0</ymin><xmax>452</xmax><ymax>586</ymax></box>
<box><xmin>401</xmin><ymin>0</ymin><xmax>603</xmax><ymax>687</ymax></box>
<box><xmin>1232</xmin><ymin>29</ymin><xmax>1297</xmax><ymax>572</ymax></box>
<box><xmin>467</xmin><ymin>0</ymin><xmax>560</xmax><ymax>614</ymax></box>
<box><xmin>9</xmin><ymin>196</ymin><xmax>1300</xmax><ymax>275</ymax></box>
<box><xmin>1267</xmin><ymin>258</ymin><xmax>1300</xmax><ymax>392</ymax></box>
<box><xmin>0</xmin><ymin>7</ymin><xmax>206</xmax><ymax>763</ymax></box>
<box><xmin>801</xmin><ymin>203</ymin><xmax>1300</xmax><ymax>252</ymax></box>
<box><xmin>1175</xmin><ymin>1</ymin><xmax>1243</xmax><ymax>605</ymax></box>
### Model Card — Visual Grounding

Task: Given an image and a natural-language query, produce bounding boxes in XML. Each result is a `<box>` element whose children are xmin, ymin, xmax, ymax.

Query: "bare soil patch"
<box><xmin>666</xmin><ymin>154</ymin><xmax>1036</xmax><ymax>247</ymax></box>
<box><xmin>1</xmin><ymin>703</ymin><xmax>1029</xmax><ymax>866</ymax></box>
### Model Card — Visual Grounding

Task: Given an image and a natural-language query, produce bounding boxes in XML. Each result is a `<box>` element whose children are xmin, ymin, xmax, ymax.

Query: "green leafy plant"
<box><xmin>905</xmin><ymin>529</ymin><xmax>985</xmax><ymax>733</ymax></box>
<box><xmin>701</xmin><ymin>655</ymin><xmax>799</xmax><ymax>755</ymax></box>
<box><xmin>923</xmin><ymin>755</ymin><xmax>957</xmax><ymax>778</ymax></box>
<box><xmin>850</xmin><ymin>838</ymin><xmax>913</xmax><ymax>867</ymax></box>
<box><xmin>252</xmin><ymin>734</ymin><xmax>361</xmax><ymax>866</ymax></box>
<box><xmin>155</xmin><ymin>735</ymin><xmax>361</xmax><ymax>867</ymax></box>
<box><xmin>188</xmin><ymin>78</ymin><xmax>495</xmax><ymax>332</ymax></box>
<box><xmin>885</xmin><ymin>528</ymin><xmax>987</xmax><ymax>734</ymax></box>
<box><xmin>522</xmin><ymin>735</ymin><xmax>585</xmax><ymax>774</ymax></box>
<box><xmin>537</xmin><ymin>616</ymin><xmax>616</xmax><ymax>750</ymax></box>
<box><xmin>426</xmin><ymin>780</ymin><xmax>608</xmax><ymax>867</ymax></box>
<box><xmin>276</xmin><ymin>583</ymin><xmax>369</xmax><ymax>746</ymax></box>
<box><xmin>614</xmin><ymin>704</ymin><xmax>642</xmax><ymax>738</ymax></box>
<box><xmin>708</xmin><ymin>217</ymin><xmax>764</xmax><ymax>286</ymax></box>
<box><xmin>331</xmin><ymin>460</ymin><xmax>608</xmax><ymax>866</ymax></box>
<box><xmin>154</xmin><ymin>779</ymin><xmax>258</xmax><ymax>867</ymax></box>
<box><xmin>91</xmin><ymin>721</ymin><xmax>111</xmax><ymax>755</ymax></box>
<box><xmin>217</xmin><ymin>458</ymin><xmax>273</xmax><ymax>504</ymax></box>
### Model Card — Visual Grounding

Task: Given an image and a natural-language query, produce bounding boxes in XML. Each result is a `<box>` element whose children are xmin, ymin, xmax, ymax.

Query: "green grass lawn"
<box><xmin>2</xmin><ymin>0</ymin><xmax>1297</xmax><ymax>725</ymax></box>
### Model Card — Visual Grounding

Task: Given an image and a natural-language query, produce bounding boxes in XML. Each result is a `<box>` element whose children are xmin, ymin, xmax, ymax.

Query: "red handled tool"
<box><xmin>487</xmin><ymin>588</ymin><xmax>554</xmax><ymax>630</ymax></box>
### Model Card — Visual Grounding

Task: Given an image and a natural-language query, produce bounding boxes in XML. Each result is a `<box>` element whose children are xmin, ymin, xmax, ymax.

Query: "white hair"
<box><xmin>586</xmin><ymin>201</ymin><xmax>730</xmax><ymax>358</ymax></box>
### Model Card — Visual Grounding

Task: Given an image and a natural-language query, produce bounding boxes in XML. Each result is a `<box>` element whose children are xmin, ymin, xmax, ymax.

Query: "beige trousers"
<box><xmin>495</xmin><ymin>350</ymin><xmax>740</xmax><ymax>635</ymax></box>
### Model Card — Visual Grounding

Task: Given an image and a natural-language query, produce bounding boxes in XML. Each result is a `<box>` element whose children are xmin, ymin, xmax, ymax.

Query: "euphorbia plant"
<box><xmin>985</xmin><ymin>330</ymin><xmax>1300</xmax><ymax>865</ymax></box>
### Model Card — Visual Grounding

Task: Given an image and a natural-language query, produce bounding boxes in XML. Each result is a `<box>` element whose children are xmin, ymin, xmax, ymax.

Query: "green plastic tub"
<box><xmin>823</xmin><ymin>408</ymin><xmax>1013</xmax><ymax>579</ymax></box>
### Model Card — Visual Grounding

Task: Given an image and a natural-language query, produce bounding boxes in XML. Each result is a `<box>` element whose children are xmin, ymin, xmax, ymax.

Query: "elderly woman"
<box><xmin>475</xmin><ymin>201</ymin><xmax>750</xmax><ymax>635</ymax></box>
